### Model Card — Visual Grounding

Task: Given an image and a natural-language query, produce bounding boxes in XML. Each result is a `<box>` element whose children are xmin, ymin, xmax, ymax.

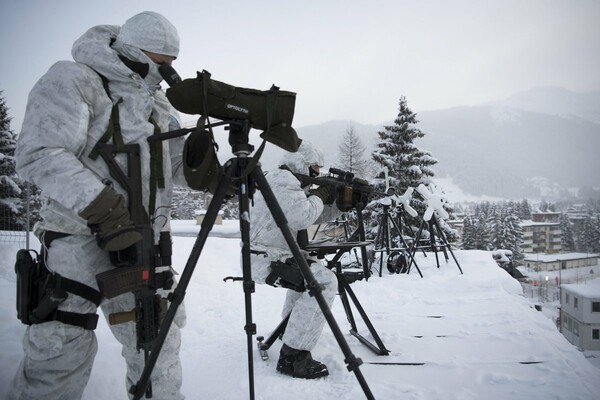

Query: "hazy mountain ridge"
<box><xmin>275</xmin><ymin>87</ymin><xmax>600</xmax><ymax>201</ymax></box>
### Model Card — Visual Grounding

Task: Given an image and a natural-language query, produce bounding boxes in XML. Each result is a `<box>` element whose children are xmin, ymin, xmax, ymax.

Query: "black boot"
<box><xmin>276</xmin><ymin>344</ymin><xmax>329</xmax><ymax>379</ymax></box>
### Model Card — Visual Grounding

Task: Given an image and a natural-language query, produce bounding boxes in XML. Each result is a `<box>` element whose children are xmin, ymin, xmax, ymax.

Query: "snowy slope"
<box><xmin>1</xmin><ymin>222</ymin><xmax>599</xmax><ymax>399</ymax></box>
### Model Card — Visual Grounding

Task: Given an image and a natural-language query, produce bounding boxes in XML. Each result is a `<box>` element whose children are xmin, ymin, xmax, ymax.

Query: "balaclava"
<box><xmin>111</xmin><ymin>11</ymin><xmax>180</xmax><ymax>87</ymax></box>
<box><xmin>280</xmin><ymin>140</ymin><xmax>325</xmax><ymax>176</ymax></box>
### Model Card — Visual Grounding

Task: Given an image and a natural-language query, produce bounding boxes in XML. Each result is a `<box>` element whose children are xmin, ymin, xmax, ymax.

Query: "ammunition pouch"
<box><xmin>15</xmin><ymin>247</ymin><xmax>101</xmax><ymax>330</ymax></box>
<box><xmin>266</xmin><ymin>258</ymin><xmax>306</xmax><ymax>293</ymax></box>
<box><xmin>96</xmin><ymin>232</ymin><xmax>174</xmax><ymax>299</ymax></box>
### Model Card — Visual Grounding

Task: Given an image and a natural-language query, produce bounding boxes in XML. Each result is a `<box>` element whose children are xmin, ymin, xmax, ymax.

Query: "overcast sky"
<box><xmin>1</xmin><ymin>0</ymin><xmax>599</xmax><ymax>132</ymax></box>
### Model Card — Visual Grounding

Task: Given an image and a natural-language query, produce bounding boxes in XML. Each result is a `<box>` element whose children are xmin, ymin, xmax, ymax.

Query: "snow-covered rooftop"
<box><xmin>562</xmin><ymin>279</ymin><xmax>600</xmax><ymax>298</ymax></box>
<box><xmin>523</xmin><ymin>252</ymin><xmax>600</xmax><ymax>262</ymax></box>
<box><xmin>1</xmin><ymin>222</ymin><xmax>599</xmax><ymax>399</ymax></box>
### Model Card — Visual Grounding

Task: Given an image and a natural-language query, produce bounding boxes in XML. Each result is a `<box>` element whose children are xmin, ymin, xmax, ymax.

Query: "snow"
<box><xmin>1</xmin><ymin>221</ymin><xmax>599</xmax><ymax>399</ymax></box>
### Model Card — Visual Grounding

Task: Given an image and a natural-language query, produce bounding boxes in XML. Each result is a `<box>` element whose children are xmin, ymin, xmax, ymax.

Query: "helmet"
<box><xmin>116</xmin><ymin>11</ymin><xmax>179</xmax><ymax>58</ymax></box>
<box><xmin>280</xmin><ymin>140</ymin><xmax>324</xmax><ymax>175</ymax></box>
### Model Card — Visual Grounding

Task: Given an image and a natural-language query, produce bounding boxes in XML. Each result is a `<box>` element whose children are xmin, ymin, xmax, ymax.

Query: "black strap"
<box><xmin>55</xmin><ymin>310</ymin><xmax>99</xmax><ymax>330</ymax></box>
<box><xmin>38</xmin><ymin>231</ymin><xmax>103</xmax><ymax>326</ymax></box>
<box><xmin>52</xmin><ymin>275</ymin><xmax>102</xmax><ymax>307</ymax></box>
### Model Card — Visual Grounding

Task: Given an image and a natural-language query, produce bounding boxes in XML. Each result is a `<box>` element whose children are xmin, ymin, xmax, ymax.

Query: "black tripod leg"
<box><xmin>343</xmin><ymin>280</ymin><xmax>389</xmax><ymax>356</ymax></box>
<box><xmin>236</xmin><ymin>159</ymin><xmax>257</xmax><ymax>399</ymax></box>
<box><xmin>250</xmin><ymin>166</ymin><xmax>375</xmax><ymax>400</ymax></box>
<box><xmin>433</xmin><ymin>218</ymin><xmax>463</xmax><ymax>274</ymax></box>
<box><xmin>257</xmin><ymin>314</ymin><xmax>290</xmax><ymax>355</ymax></box>
<box><xmin>428</xmin><ymin>221</ymin><xmax>441</xmax><ymax>269</ymax></box>
<box><xmin>388</xmin><ymin>215</ymin><xmax>423</xmax><ymax>278</ymax></box>
<box><xmin>130</xmin><ymin>166</ymin><xmax>234</xmax><ymax>400</ymax></box>
<box><xmin>409</xmin><ymin>221</ymin><xmax>425</xmax><ymax>271</ymax></box>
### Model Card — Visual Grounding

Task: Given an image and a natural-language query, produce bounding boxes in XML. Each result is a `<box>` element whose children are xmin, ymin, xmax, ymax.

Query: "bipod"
<box><xmin>131</xmin><ymin>120</ymin><xmax>375</xmax><ymax>400</ymax></box>
<box><xmin>410</xmin><ymin>215</ymin><xmax>463</xmax><ymax>274</ymax></box>
<box><xmin>310</xmin><ymin>241</ymin><xmax>390</xmax><ymax>356</ymax></box>
<box><xmin>371</xmin><ymin>204</ymin><xmax>422</xmax><ymax>278</ymax></box>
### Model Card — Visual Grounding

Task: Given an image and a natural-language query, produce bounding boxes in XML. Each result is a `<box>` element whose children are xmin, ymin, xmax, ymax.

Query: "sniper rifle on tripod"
<box><xmin>294</xmin><ymin>167</ymin><xmax>386</xmax><ymax>211</ymax></box>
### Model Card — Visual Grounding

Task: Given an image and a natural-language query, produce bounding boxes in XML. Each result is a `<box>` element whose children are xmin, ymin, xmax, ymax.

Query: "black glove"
<box><xmin>79</xmin><ymin>186</ymin><xmax>142</xmax><ymax>251</ymax></box>
<box><xmin>309</xmin><ymin>185</ymin><xmax>334</xmax><ymax>205</ymax></box>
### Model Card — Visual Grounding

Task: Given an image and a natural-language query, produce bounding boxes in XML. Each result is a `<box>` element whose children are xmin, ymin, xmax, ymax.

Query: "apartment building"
<box><xmin>521</xmin><ymin>212</ymin><xmax>562</xmax><ymax>254</ymax></box>
<box><xmin>561</xmin><ymin>279</ymin><xmax>600</xmax><ymax>351</ymax></box>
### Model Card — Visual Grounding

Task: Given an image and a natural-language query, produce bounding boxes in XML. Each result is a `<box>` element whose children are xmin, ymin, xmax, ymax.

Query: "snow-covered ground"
<box><xmin>1</xmin><ymin>221</ymin><xmax>599</xmax><ymax>399</ymax></box>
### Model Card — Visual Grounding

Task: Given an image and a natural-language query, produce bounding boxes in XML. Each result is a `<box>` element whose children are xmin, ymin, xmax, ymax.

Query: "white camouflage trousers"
<box><xmin>7</xmin><ymin>234</ymin><xmax>185</xmax><ymax>400</ymax></box>
<box><xmin>279</xmin><ymin>261</ymin><xmax>338</xmax><ymax>351</ymax></box>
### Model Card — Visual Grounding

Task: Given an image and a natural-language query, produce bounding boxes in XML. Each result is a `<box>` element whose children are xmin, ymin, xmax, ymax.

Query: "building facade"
<box><xmin>523</xmin><ymin>253</ymin><xmax>600</xmax><ymax>272</ymax></box>
<box><xmin>560</xmin><ymin>279</ymin><xmax>600</xmax><ymax>351</ymax></box>
<box><xmin>521</xmin><ymin>212</ymin><xmax>562</xmax><ymax>254</ymax></box>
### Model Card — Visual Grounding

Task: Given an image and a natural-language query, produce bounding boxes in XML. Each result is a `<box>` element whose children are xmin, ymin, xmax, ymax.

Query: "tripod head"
<box><xmin>225</xmin><ymin>119</ymin><xmax>254</xmax><ymax>156</ymax></box>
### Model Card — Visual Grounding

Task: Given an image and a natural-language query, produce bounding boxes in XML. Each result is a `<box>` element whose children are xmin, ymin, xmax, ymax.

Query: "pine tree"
<box><xmin>503</xmin><ymin>205</ymin><xmax>524</xmax><ymax>263</ymax></box>
<box><xmin>517</xmin><ymin>199</ymin><xmax>532</xmax><ymax>220</ymax></box>
<box><xmin>0</xmin><ymin>92</ymin><xmax>42</xmax><ymax>231</ymax></box>
<box><xmin>369</xmin><ymin>96</ymin><xmax>438</xmax><ymax>231</ymax></box>
<box><xmin>579</xmin><ymin>215</ymin><xmax>600</xmax><ymax>253</ymax></box>
<box><xmin>372</xmin><ymin>96</ymin><xmax>436</xmax><ymax>192</ymax></box>
<box><xmin>336</xmin><ymin>126</ymin><xmax>369</xmax><ymax>178</ymax></box>
<box><xmin>460</xmin><ymin>215</ymin><xmax>478</xmax><ymax>250</ymax></box>
<box><xmin>487</xmin><ymin>203</ymin><xmax>504</xmax><ymax>250</ymax></box>
<box><xmin>0</xmin><ymin>92</ymin><xmax>25</xmax><ymax>230</ymax></box>
<box><xmin>560</xmin><ymin>213</ymin><xmax>576</xmax><ymax>252</ymax></box>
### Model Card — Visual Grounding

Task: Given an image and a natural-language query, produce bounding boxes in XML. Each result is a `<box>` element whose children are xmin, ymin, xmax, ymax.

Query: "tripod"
<box><xmin>257</xmin><ymin>240</ymin><xmax>389</xmax><ymax>358</ymax></box>
<box><xmin>130</xmin><ymin>120</ymin><xmax>375</xmax><ymax>400</ymax></box>
<box><xmin>371</xmin><ymin>203</ymin><xmax>422</xmax><ymax>278</ymax></box>
<box><xmin>410</xmin><ymin>213</ymin><xmax>463</xmax><ymax>274</ymax></box>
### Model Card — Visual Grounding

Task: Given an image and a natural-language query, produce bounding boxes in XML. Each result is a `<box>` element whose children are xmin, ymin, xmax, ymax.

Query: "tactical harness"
<box><xmin>15</xmin><ymin>72</ymin><xmax>167</xmax><ymax>330</ymax></box>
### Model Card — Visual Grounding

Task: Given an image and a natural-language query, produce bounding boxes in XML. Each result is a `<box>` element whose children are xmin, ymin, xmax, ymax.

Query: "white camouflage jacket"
<box><xmin>15</xmin><ymin>25</ymin><xmax>187</xmax><ymax>240</ymax></box>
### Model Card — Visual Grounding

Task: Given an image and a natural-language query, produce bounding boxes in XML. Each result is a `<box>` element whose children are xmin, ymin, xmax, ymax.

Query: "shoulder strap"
<box><xmin>88</xmin><ymin>74</ymin><xmax>125</xmax><ymax>160</ymax></box>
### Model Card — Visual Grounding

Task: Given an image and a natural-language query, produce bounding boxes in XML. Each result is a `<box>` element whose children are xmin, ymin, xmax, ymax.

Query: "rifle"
<box><xmin>93</xmin><ymin>142</ymin><xmax>174</xmax><ymax>399</ymax></box>
<box><xmin>294</xmin><ymin>167</ymin><xmax>386</xmax><ymax>210</ymax></box>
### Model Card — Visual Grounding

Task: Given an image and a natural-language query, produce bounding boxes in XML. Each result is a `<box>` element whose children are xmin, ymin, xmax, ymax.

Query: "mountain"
<box><xmin>492</xmin><ymin>86</ymin><xmax>600</xmax><ymax>125</ymax></box>
<box><xmin>270</xmin><ymin>87</ymin><xmax>600</xmax><ymax>202</ymax></box>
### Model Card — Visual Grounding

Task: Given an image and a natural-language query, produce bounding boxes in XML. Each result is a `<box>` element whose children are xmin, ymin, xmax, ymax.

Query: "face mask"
<box><xmin>113</xmin><ymin>41</ymin><xmax>164</xmax><ymax>88</ymax></box>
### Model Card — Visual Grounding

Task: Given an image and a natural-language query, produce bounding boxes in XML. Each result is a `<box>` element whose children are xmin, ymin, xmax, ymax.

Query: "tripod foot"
<box><xmin>256</xmin><ymin>336</ymin><xmax>269</xmax><ymax>361</ymax></box>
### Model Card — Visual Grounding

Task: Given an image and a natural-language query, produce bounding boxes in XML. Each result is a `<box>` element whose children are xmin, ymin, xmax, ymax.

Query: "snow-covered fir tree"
<box><xmin>371</xmin><ymin>96</ymin><xmax>436</xmax><ymax>193</ymax></box>
<box><xmin>560</xmin><ymin>212</ymin><xmax>576</xmax><ymax>252</ymax></box>
<box><xmin>367</xmin><ymin>96</ymin><xmax>438</xmax><ymax>236</ymax></box>
<box><xmin>460</xmin><ymin>201</ymin><xmax>523</xmax><ymax>261</ymax></box>
<box><xmin>0</xmin><ymin>91</ymin><xmax>41</xmax><ymax>230</ymax></box>
<box><xmin>335</xmin><ymin>126</ymin><xmax>369</xmax><ymax>178</ymax></box>
<box><xmin>577</xmin><ymin>214</ymin><xmax>600</xmax><ymax>253</ymax></box>
<box><xmin>516</xmin><ymin>199</ymin><xmax>532</xmax><ymax>220</ymax></box>
<box><xmin>460</xmin><ymin>215</ymin><xmax>478</xmax><ymax>250</ymax></box>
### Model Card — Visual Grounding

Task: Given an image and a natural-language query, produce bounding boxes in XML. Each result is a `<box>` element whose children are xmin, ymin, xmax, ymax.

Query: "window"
<box><xmin>574</xmin><ymin>297</ymin><xmax>578</xmax><ymax>309</ymax></box>
<box><xmin>565</xmin><ymin>293</ymin><xmax>570</xmax><ymax>305</ymax></box>
<box><xmin>573</xmin><ymin>322</ymin><xmax>579</xmax><ymax>337</ymax></box>
<box><xmin>592</xmin><ymin>302</ymin><xmax>600</xmax><ymax>313</ymax></box>
<box><xmin>593</xmin><ymin>329</ymin><xmax>600</xmax><ymax>341</ymax></box>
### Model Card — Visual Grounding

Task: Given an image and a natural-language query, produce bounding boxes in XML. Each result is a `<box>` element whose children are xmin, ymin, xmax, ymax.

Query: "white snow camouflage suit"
<box><xmin>9</xmin><ymin>15</ymin><xmax>186</xmax><ymax>400</ymax></box>
<box><xmin>250</xmin><ymin>141</ymin><xmax>341</xmax><ymax>351</ymax></box>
